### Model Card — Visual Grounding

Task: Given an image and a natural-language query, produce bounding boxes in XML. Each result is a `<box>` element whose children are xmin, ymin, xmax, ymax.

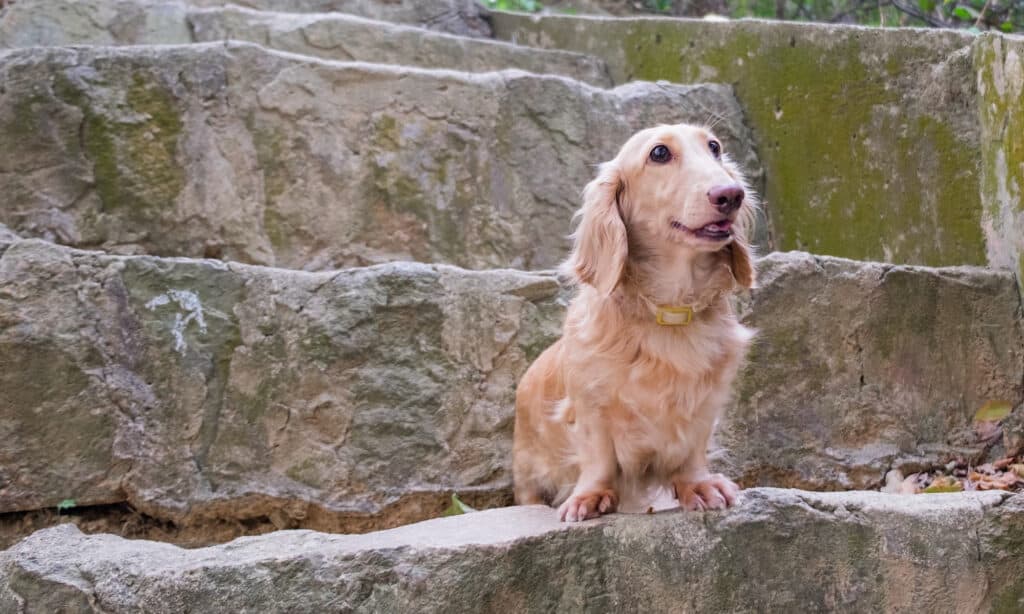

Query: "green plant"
<box><xmin>481</xmin><ymin>0</ymin><xmax>544</xmax><ymax>12</ymax></box>
<box><xmin>729</xmin><ymin>0</ymin><xmax>1022</xmax><ymax>31</ymax></box>
<box><xmin>441</xmin><ymin>493</ymin><xmax>476</xmax><ymax>516</ymax></box>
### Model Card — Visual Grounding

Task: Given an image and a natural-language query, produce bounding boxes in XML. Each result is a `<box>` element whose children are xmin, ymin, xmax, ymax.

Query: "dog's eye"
<box><xmin>649</xmin><ymin>145</ymin><xmax>672</xmax><ymax>163</ymax></box>
<box><xmin>708</xmin><ymin>140</ymin><xmax>722</xmax><ymax>158</ymax></box>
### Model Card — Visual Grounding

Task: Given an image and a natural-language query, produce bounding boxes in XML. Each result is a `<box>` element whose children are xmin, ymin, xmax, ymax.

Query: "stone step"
<box><xmin>491</xmin><ymin>12</ymin><xmax>1024</xmax><ymax>274</ymax></box>
<box><xmin>0</xmin><ymin>1</ymin><xmax>611</xmax><ymax>87</ymax></box>
<box><xmin>0</xmin><ymin>41</ymin><xmax>760</xmax><ymax>271</ymax></box>
<box><xmin>0</xmin><ymin>0</ymin><xmax>492</xmax><ymax>37</ymax></box>
<box><xmin>1</xmin><ymin>237</ymin><xmax>1019</xmax><ymax>544</ymax></box>
<box><xmin>187</xmin><ymin>0</ymin><xmax>493</xmax><ymax>36</ymax></box>
<box><xmin>2</xmin><ymin>489</ymin><xmax>1022</xmax><ymax>612</ymax></box>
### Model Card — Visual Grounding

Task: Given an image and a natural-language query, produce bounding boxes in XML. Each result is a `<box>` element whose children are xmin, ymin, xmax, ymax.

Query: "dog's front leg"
<box><xmin>671</xmin><ymin>420</ymin><xmax>740</xmax><ymax>512</ymax></box>
<box><xmin>557</xmin><ymin>405</ymin><xmax>618</xmax><ymax>522</ymax></box>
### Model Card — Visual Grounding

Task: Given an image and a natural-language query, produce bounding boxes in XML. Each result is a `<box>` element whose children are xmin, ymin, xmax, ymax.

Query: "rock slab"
<box><xmin>492</xmin><ymin>13</ymin><xmax>995</xmax><ymax>267</ymax></box>
<box><xmin>1</xmin><ymin>241</ymin><xmax>1019</xmax><ymax>539</ymax></box>
<box><xmin>1</xmin><ymin>489</ymin><xmax>1022</xmax><ymax>613</ymax></box>
<box><xmin>0</xmin><ymin>0</ymin><xmax>611</xmax><ymax>87</ymax></box>
<box><xmin>0</xmin><ymin>42</ymin><xmax>758</xmax><ymax>270</ymax></box>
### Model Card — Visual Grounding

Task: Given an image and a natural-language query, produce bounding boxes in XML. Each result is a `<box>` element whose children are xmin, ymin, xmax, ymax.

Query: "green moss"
<box><xmin>360</xmin><ymin>114</ymin><xmax>477</xmax><ymax>266</ymax></box>
<box><xmin>976</xmin><ymin>35</ymin><xmax>1024</xmax><ymax>291</ymax></box>
<box><xmin>53</xmin><ymin>72</ymin><xmax>184</xmax><ymax>223</ymax></box>
<box><xmin>250</xmin><ymin>123</ymin><xmax>292</xmax><ymax>253</ymax></box>
<box><xmin>552</xmin><ymin>19</ymin><xmax>989</xmax><ymax>265</ymax></box>
<box><xmin>285</xmin><ymin>457</ymin><xmax>324</xmax><ymax>487</ymax></box>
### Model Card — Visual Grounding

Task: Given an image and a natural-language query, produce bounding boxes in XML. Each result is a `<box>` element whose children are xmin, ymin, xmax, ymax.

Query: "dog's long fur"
<box><xmin>512</xmin><ymin>124</ymin><xmax>757</xmax><ymax>521</ymax></box>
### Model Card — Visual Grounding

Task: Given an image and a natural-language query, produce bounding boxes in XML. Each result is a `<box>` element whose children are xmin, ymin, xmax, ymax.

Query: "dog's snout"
<box><xmin>707</xmin><ymin>184</ymin><xmax>744</xmax><ymax>214</ymax></box>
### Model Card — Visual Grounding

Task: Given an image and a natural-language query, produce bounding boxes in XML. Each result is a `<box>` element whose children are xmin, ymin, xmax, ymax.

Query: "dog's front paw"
<box><xmin>557</xmin><ymin>489</ymin><xmax>617</xmax><ymax>522</ymax></box>
<box><xmin>673</xmin><ymin>474</ymin><xmax>740</xmax><ymax>511</ymax></box>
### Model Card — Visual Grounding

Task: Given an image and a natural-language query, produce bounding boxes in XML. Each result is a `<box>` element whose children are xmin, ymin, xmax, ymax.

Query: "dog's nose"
<box><xmin>707</xmin><ymin>184</ymin><xmax>745</xmax><ymax>214</ymax></box>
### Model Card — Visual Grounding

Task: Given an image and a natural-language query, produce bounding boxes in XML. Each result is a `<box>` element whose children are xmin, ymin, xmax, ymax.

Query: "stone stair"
<box><xmin>3</xmin><ymin>490</ymin><xmax>1023</xmax><ymax>612</ymax></box>
<box><xmin>1</xmin><ymin>0</ymin><xmax>1023</xmax><ymax>611</ymax></box>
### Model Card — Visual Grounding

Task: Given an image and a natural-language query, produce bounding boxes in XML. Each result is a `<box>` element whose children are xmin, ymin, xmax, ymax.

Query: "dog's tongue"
<box><xmin>704</xmin><ymin>220</ymin><xmax>732</xmax><ymax>233</ymax></box>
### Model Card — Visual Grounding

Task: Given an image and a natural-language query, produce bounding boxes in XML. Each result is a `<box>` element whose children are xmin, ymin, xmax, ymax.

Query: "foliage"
<box><xmin>442</xmin><ymin>493</ymin><xmax>477</xmax><ymax>516</ymax></box>
<box><xmin>677</xmin><ymin>0</ymin><xmax>1021</xmax><ymax>31</ymax></box>
<box><xmin>528</xmin><ymin>0</ymin><xmax>1022</xmax><ymax>32</ymax></box>
<box><xmin>482</xmin><ymin>0</ymin><xmax>544</xmax><ymax>12</ymax></box>
<box><xmin>56</xmin><ymin>499</ymin><xmax>77</xmax><ymax>514</ymax></box>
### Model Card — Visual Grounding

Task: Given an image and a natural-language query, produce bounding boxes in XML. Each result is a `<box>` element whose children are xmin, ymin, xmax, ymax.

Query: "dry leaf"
<box><xmin>971</xmin><ymin>471</ymin><xmax>1019</xmax><ymax>491</ymax></box>
<box><xmin>1010</xmin><ymin>464</ymin><xmax>1024</xmax><ymax>478</ymax></box>
<box><xmin>994</xmin><ymin>457</ymin><xmax>1015</xmax><ymax>470</ymax></box>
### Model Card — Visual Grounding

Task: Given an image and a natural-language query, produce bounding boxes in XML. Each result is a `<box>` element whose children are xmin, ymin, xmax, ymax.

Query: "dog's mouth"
<box><xmin>670</xmin><ymin>219</ymin><xmax>733</xmax><ymax>241</ymax></box>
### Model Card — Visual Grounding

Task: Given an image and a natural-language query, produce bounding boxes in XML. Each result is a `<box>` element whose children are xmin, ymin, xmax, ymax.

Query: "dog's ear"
<box><xmin>564</xmin><ymin>162</ymin><xmax>627</xmax><ymax>295</ymax></box>
<box><xmin>728</xmin><ymin>236</ymin><xmax>756</xmax><ymax>289</ymax></box>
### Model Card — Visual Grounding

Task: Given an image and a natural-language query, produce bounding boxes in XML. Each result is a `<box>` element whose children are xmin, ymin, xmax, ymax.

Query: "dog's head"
<box><xmin>565</xmin><ymin>123</ymin><xmax>756</xmax><ymax>295</ymax></box>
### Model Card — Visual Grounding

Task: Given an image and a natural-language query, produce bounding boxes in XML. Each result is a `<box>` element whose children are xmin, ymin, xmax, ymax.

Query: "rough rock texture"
<box><xmin>0</xmin><ymin>42</ymin><xmax>759</xmax><ymax>270</ymax></box>
<box><xmin>190</xmin><ymin>0</ymin><xmax>493</xmax><ymax>36</ymax></box>
<box><xmin>187</xmin><ymin>6</ymin><xmax>611</xmax><ymax>85</ymax></box>
<box><xmin>0</xmin><ymin>1</ymin><xmax>611</xmax><ymax>87</ymax></box>
<box><xmin>492</xmin><ymin>13</ymin><xmax>994</xmax><ymax>267</ymax></box>
<box><xmin>721</xmin><ymin>251</ymin><xmax>1024</xmax><ymax>490</ymax></box>
<box><xmin>975</xmin><ymin>33</ymin><xmax>1024</xmax><ymax>297</ymax></box>
<box><xmin>0</xmin><ymin>239</ymin><xmax>564</xmax><ymax>531</ymax></box>
<box><xmin>0</xmin><ymin>0</ymin><xmax>191</xmax><ymax>47</ymax></box>
<box><xmin>2</xmin><ymin>489</ymin><xmax>1023</xmax><ymax>613</ymax></box>
<box><xmin>2</xmin><ymin>241</ymin><xmax>1020</xmax><ymax>541</ymax></box>
<box><xmin>0</xmin><ymin>224</ymin><xmax>17</xmax><ymax>254</ymax></box>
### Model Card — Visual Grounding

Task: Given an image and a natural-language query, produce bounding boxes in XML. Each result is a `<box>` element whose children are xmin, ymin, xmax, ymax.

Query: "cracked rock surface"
<box><xmin>1</xmin><ymin>241</ymin><xmax>1019</xmax><ymax>543</ymax></box>
<box><xmin>0</xmin><ymin>42</ymin><xmax>758</xmax><ymax>270</ymax></box>
<box><xmin>0</xmin><ymin>0</ymin><xmax>610</xmax><ymax>86</ymax></box>
<box><xmin>1</xmin><ymin>489</ymin><xmax>1022</xmax><ymax>613</ymax></box>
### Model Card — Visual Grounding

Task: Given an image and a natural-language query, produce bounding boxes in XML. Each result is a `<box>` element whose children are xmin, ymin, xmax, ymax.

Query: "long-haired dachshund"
<box><xmin>513</xmin><ymin>124</ymin><xmax>757</xmax><ymax>521</ymax></box>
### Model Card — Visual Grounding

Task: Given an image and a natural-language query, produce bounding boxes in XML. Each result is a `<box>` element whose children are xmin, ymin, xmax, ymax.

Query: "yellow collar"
<box><xmin>644</xmin><ymin>287</ymin><xmax>729</xmax><ymax>326</ymax></box>
<box><xmin>655</xmin><ymin>305</ymin><xmax>695</xmax><ymax>326</ymax></box>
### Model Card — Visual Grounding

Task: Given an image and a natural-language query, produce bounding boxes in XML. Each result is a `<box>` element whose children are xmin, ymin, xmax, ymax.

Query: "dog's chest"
<box><xmin>603</xmin><ymin>325</ymin><xmax>735</xmax><ymax>475</ymax></box>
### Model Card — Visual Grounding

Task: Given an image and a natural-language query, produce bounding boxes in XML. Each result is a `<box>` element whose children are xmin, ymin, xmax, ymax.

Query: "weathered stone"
<box><xmin>0</xmin><ymin>0</ymin><xmax>191</xmax><ymax>48</ymax></box>
<box><xmin>491</xmin><ymin>13</ymin><xmax>1001</xmax><ymax>268</ymax></box>
<box><xmin>1</xmin><ymin>241</ymin><xmax>1019</xmax><ymax>541</ymax></box>
<box><xmin>0</xmin><ymin>42</ymin><xmax>759</xmax><ymax>270</ymax></box>
<box><xmin>975</xmin><ymin>33</ymin><xmax>1024</xmax><ymax>297</ymax></box>
<box><xmin>0</xmin><ymin>224</ymin><xmax>17</xmax><ymax>254</ymax></box>
<box><xmin>724</xmin><ymin>251</ymin><xmax>1024</xmax><ymax>490</ymax></box>
<box><xmin>188</xmin><ymin>0</ymin><xmax>493</xmax><ymax>36</ymax></box>
<box><xmin>0</xmin><ymin>1</ymin><xmax>611</xmax><ymax>87</ymax></box>
<box><xmin>0</xmin><ymin>239</ymin><xmax>564</xmax><ymax>532</ymax></box>
<box><xmin>1</xmin><ymin>489</ymin><xmax>1022</xmax><ymax>613</ymax></box>
<box><xmin>187</xmin><ymin>6</ymin><xmax>611</xmax><ymax>86</ymax></box>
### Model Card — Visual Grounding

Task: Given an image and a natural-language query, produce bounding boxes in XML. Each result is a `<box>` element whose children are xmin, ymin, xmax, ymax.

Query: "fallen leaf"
<box><xmin>1010</xmin><ymin>464</ymin><xmax>1024</xmax><ymax>478</ymax></box>
<box><xmin>994</xmin><ymin>457</ymin><xmax>1015</xmax><ymax>470</ymax></box>
<box><xmin>971</xmin><ymin>471</ymin><xmax>1019</xmax><ymax>491</ymax></box>
<box><xmin>975</xmin><ymin>400</ymin><xmax>1013</xmax><ymax>423</ymax></box>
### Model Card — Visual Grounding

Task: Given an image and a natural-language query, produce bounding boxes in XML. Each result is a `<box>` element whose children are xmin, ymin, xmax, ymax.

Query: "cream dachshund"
<box><xmin>513</xmin><ymin>123</ymin><xmax>756</xmax><ymax>521</ymax></box>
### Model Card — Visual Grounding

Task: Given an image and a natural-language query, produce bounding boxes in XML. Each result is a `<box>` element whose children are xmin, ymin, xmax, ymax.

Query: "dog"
<box><xmin>512</xmin><ymin>123</ymin><xmax>756</xmax><ymax>522</ymax></box>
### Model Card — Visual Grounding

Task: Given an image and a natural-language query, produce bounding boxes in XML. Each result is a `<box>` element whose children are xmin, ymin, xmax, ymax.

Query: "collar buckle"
<box><xmin>655</xmin><ymin>305</ymin><xmax>694</xmax><ymax>326</ymax></box>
